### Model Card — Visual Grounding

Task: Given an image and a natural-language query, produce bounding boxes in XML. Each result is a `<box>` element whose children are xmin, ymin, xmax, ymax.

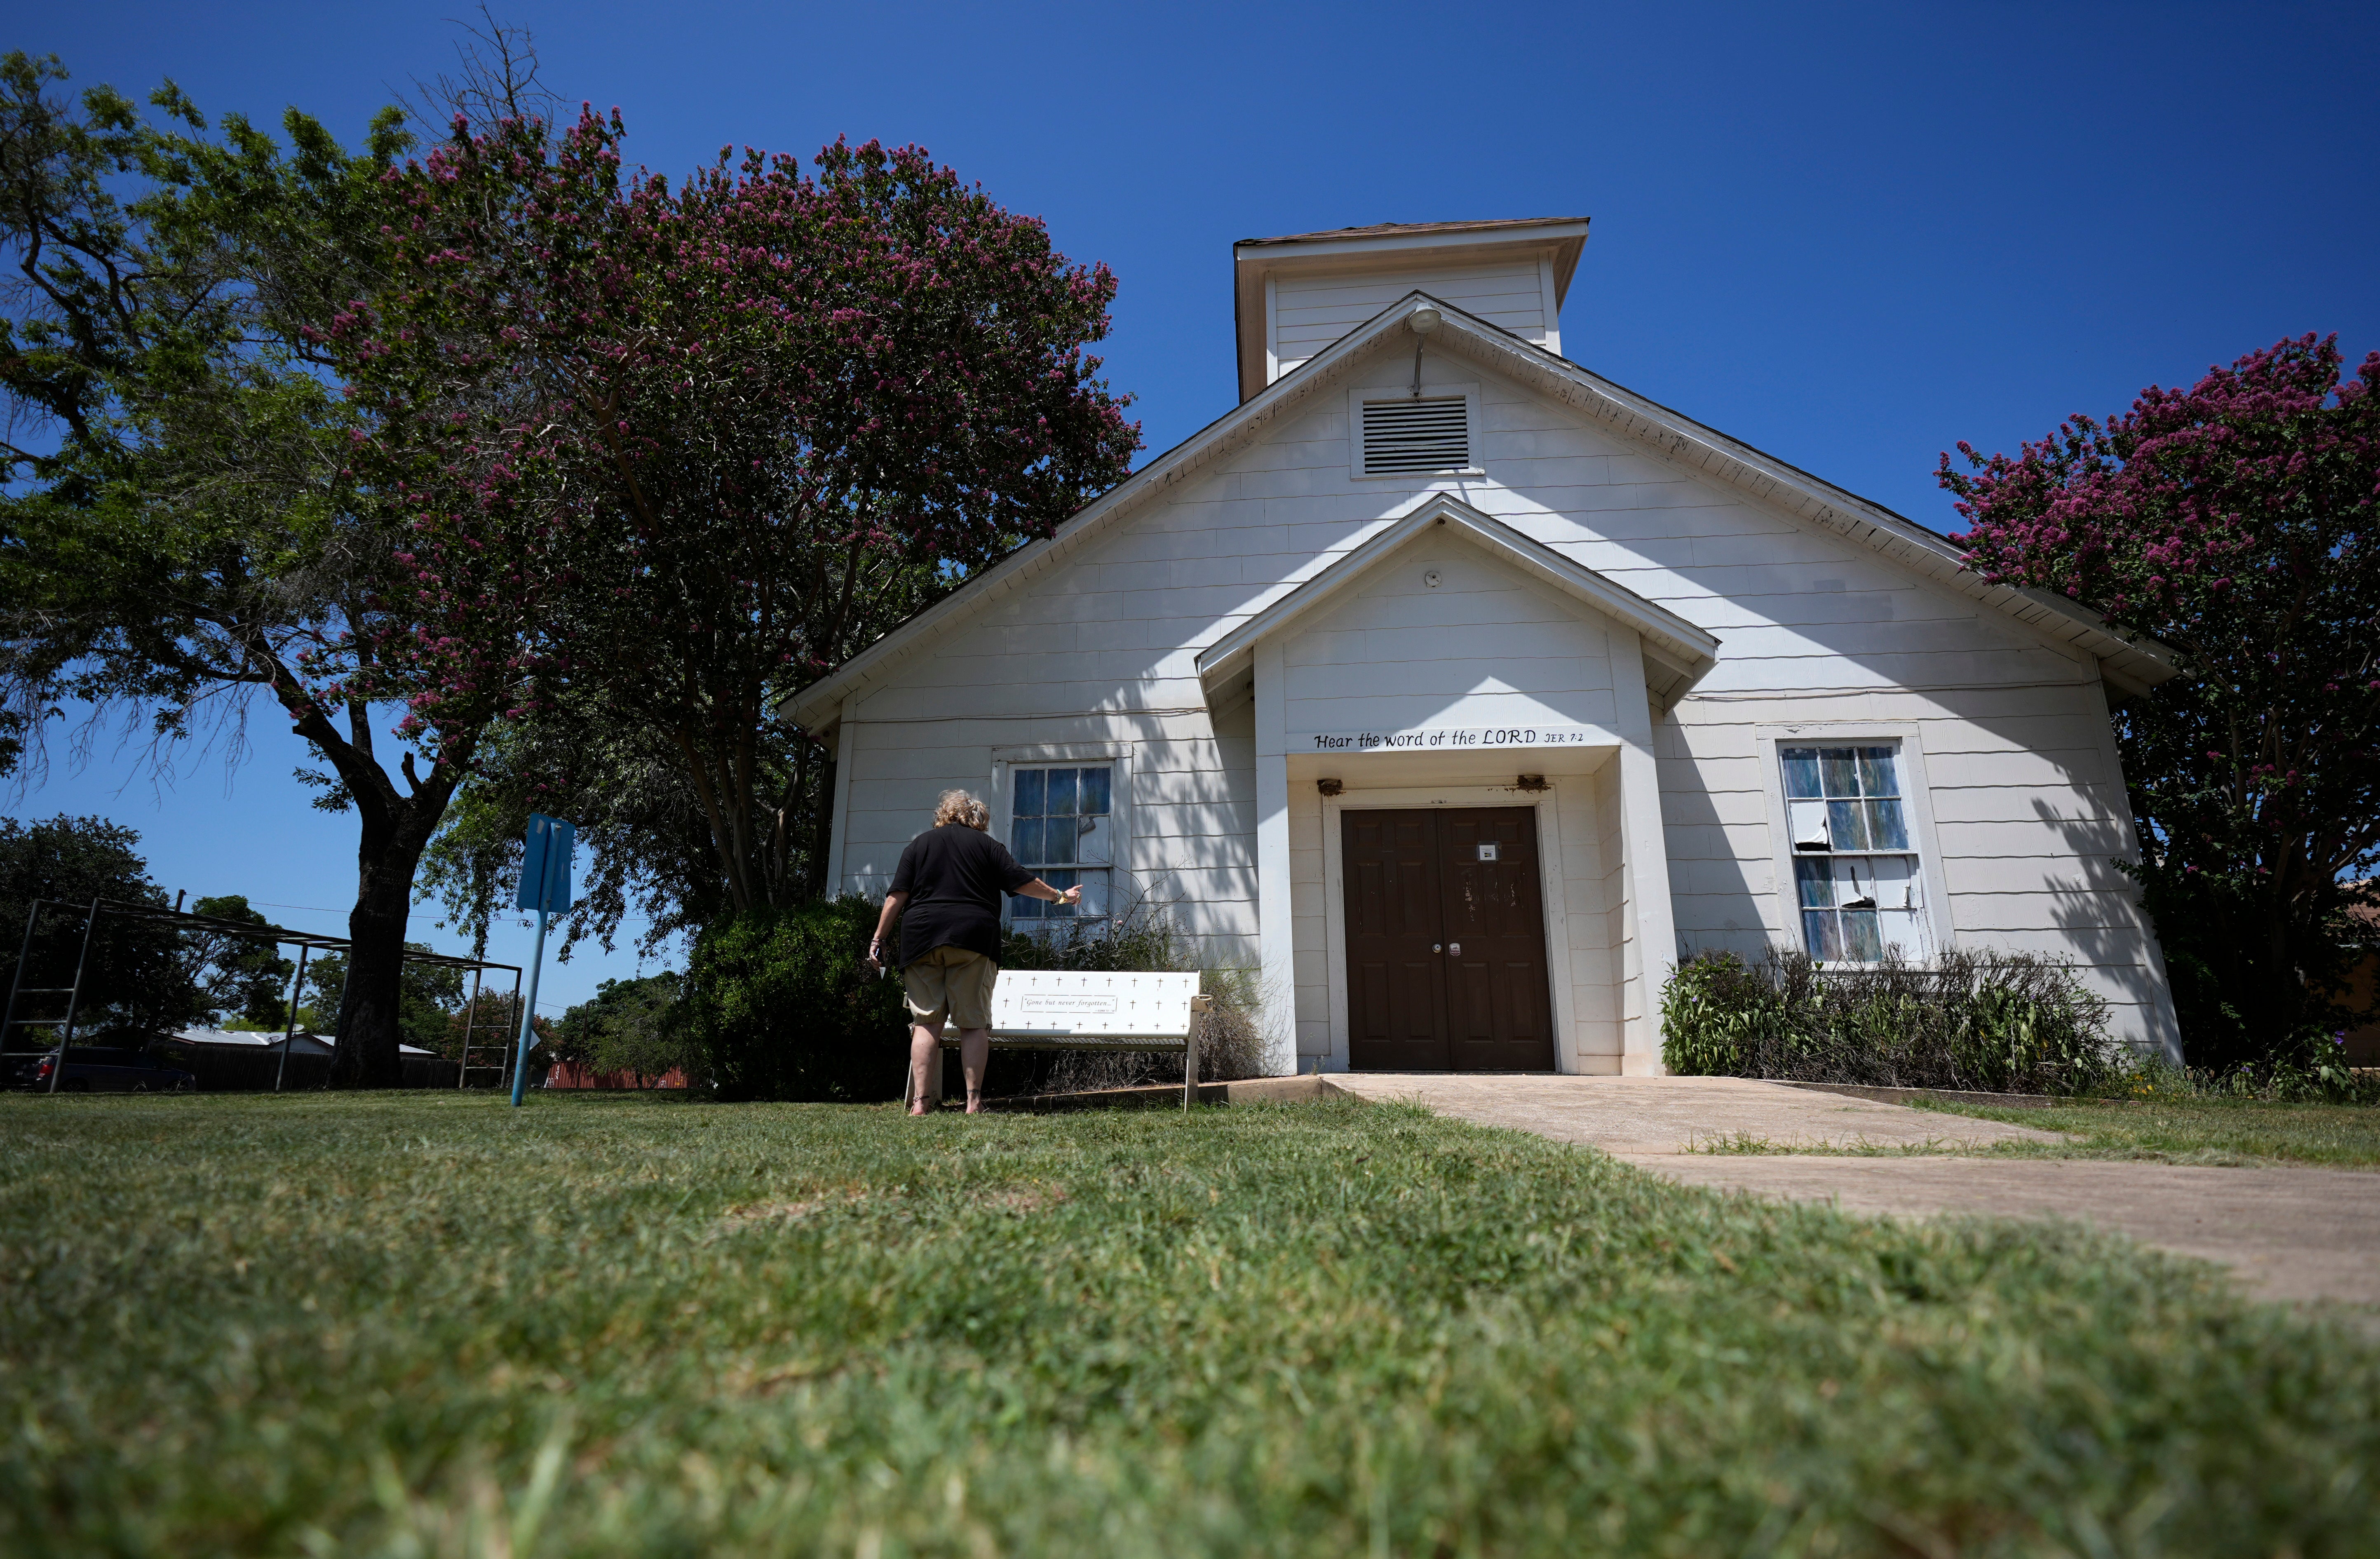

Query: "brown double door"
<box><xmin>1342</xmin><ymin>807</ymin><xmax>1556</xmax><ymax>1071</ymax></box>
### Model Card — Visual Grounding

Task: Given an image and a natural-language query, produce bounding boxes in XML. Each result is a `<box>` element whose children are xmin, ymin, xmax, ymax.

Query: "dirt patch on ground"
<box><xmin>981</xmin><ymin>1186</ymin><xmax>1069</xmax><ymax>1214</ymax></box>
<box><xmin>718</xmin><ymin>1190</ymin><xmax>885</xmax><ymax>1227</ymax></box>
<box><xmin>720</xmin><ymin>1183</ymin><xmax>1068</xmax><ymax>1228</ymax></box>
<box><xmin>721</xmin><ymin>1197</ymin><xmax>833</xmax><ymax>1226</ymax></box>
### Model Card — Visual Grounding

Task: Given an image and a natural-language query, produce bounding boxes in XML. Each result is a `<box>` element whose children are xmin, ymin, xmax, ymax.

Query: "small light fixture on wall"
<box><xmin>1407</xmin><ymin>304</ymin><xmax>1440</xmax><ymax>398</ymax></box>
<box><xmin>1317</xmin><ymin>777</ymin><xmax>1344</xmax><ymax>797</ymax></box>
<box><xmin>1514</xmin><ymin>774</ymin><xmax>1548</xmax><ymax>792</ymax></box>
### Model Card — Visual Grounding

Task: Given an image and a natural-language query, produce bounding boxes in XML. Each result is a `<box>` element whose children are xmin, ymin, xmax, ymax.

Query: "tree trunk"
<box><xmin>328</xmin><ymin>796</ymin><xmax>444</xmax><ymax>1089</ymax></box>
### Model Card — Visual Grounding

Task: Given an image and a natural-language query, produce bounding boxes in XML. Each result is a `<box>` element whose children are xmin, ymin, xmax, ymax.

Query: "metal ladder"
<box><xmin>451</xmin><ymin>967</ymin><xmax>524</xmax><ymax>1091</ymax></box>
<box><xmin>0</xmin><ymin>899</ymin><xmax>102</xmax><ymax>1094</ymax></box>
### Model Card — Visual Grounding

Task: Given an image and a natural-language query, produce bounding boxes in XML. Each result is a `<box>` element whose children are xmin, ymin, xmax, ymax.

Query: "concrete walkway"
<box><xmin>1326</xmin><ymin>1074</ymin><xmax>2380</xmax><ymax>1309</ymax></box>
<box><xmin>1325</xmin><ymin>1073</ymin><xmax>2066</xmax><ymax>1154</ymax></box>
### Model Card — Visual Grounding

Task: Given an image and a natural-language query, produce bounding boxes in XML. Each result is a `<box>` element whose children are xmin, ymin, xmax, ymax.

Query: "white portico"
<box><xmin>786</xmin><ymin>217</ymin><xmax>2183</xmax><ymax>1075</ymax></box>
<box><xmin>1193</xmin><ymin>493</ymin><xmax>1716</xmax><ymax>1074</ymax></box>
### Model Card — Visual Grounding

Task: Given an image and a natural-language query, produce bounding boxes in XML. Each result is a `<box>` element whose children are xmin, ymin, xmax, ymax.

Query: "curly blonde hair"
<box><xmin>933</xmin><ymin>789</ymin><xmax>990</xmax><ymax>830</ymax></box>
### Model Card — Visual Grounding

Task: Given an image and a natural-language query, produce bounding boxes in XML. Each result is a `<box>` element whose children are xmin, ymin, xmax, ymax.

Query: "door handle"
<box><xmin>1432</xmin><ymin>944</ymin><xmax>1442</xmax><ymax>953</ymax></box>
<box><xmin>1447</xmin><ymin>942</ymin><xmax>1461</xmax><ymax>956</ymax></box>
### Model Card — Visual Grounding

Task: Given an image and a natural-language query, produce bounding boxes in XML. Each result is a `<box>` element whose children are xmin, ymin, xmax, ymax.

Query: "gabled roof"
<box><xmin>781</xmin><ymin>290</ymin><xmax>2178</xmax><ymax>733</ymax></box>
<box><xmin>1194</xmin><ymin>493</ymin><xmax>1719</xmax><ymax>708</ymax></box>
<box><xmin>1237</xmin><ymin>217</ymin><xmax>1593</xmax><ymax>248</ymax></box>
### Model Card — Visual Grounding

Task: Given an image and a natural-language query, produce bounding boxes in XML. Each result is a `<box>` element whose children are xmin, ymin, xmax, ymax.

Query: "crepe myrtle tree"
<box><xmin>1939</xmin><ymin>334</ymin><xmax>2380</xmax><ymax>1070</ymax></box>
<box><xmin>331</xmin><ymin>109</ymin><xmax>1139</xmax><ymax>925</ymax></box>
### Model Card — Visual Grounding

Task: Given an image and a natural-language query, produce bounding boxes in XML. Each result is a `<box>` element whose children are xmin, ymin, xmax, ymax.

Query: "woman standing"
<box><xmin>867</xmin><ymin>789</ymin><xmax>1080</xmax><ymax>1113</ymax></box>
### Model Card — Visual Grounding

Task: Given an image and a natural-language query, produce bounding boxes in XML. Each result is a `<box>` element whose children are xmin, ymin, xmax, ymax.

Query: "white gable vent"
<box><xmin>1359</xmin><ymin>394</ymin><xmax>1471</xmax><ymax>476</ymax></box>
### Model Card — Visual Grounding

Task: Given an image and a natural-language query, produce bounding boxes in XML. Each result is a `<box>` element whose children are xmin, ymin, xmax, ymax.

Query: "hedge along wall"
<box><xmin>1659</xmin><ymin>948</ymin><xmax>2118</xmax><ymax>1095</ymax></box>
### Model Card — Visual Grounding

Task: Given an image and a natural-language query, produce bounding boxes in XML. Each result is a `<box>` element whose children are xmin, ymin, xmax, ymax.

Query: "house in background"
<box><xmin>163</xmin><ymin>1027</ymin><xmax>452</xmax><ymax>1089</ymax></box>
<box><xmin>168</xmin><ymin>1026</ymin><xmax>437</xmax><ymax>1062</ymax></box>
<box><xmin>786</xmin><ymin>218</ymin><xmax>2183</xmax><ymax>1075</ymax></box>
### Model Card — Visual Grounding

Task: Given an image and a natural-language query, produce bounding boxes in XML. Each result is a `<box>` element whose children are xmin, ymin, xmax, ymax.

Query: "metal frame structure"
<box><xmin>0</xmin><ymin>897</ymin><xmax>523</xmax><ymax>1094</ymax></box>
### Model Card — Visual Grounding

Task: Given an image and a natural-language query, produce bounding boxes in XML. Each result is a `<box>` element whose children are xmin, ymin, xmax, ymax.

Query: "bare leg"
<box><xmin>958</xmin><ymin>1027</ymin><xmax>991</xmax><ymax>1112</ymax></box>
<box><xmin>908</xmin><ymin>1022</ymin><xmax>941</xmax><ymax>1115</ymax></box>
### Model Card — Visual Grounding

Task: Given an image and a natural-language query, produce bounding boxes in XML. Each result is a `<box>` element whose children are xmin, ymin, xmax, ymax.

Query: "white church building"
<box><xmin>786</xmin><ymin>218</ymin><xmax>2182</xmax><ymax>1075</ymax></box>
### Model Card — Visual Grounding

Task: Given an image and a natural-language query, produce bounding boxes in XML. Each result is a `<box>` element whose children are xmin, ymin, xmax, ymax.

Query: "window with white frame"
<box><xmin>1780</xmin><ymin>744</ymin><xmax>1932</xmax><ymax>963</ymax></box>
<box><xmin>1007</xmin><ymin>764</ymin><xmax>1113</xmax><ymax>925</ymax></box>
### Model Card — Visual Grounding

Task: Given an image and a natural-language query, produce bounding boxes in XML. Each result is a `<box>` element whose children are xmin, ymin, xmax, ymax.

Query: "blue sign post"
<box><xmin>511</xmin><ymin>814</ymin><xmax>575</xmax><ymax>1107</ymax></box>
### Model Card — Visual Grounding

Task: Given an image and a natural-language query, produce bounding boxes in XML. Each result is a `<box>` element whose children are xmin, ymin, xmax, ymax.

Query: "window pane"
<box><xmin>1788</xmin><ymin>744</ymin><xmax>1929</xmax><ymax>964</ymax></box>
<box><xmin>1045</xmin><ymin>768</ymin><xmax>1078</xmax><ymax>817</ymax></box>
<box><xmin>1788</xmin><ymin>800</ymin><xmax>1831</xmax><ymax>851</ymax></box>
<box><xmin>1858</xmin><ymin>747</ymin><xmax>1899</xmax><ymax>798</ymax></box>
<box><xmin>1078</xmin><ymin>766</ymin><xmax>1110</xmax><ymax>815</ymax></box>
<box><xmin>1041</xmin><ymin>817</ymin><xmax>1076</xmax><ymax>866</ymax></box>
<box><xmin>1012</xmin><ymin>892</ymin><xmax>1043</xmax><ymax>920</ymax></box>
<box><xmin>1014</xmin><ymin>768</ymin><xmax>1045</xmax><ymax>818</ymax></box>
<box><xmin>1871</xmin><ymin>854</ymin><xmax>1920</xmax><ymax>910</ymax></box>
<box><xmin>1866</xmin><ymin>799</ymin><xmax>1909</xmax><ymax>851</ymax></box>
<box><xmin>1075</xmin><ymin>869</ymin><xmax>1109</xmax><ymax>918</ymax></box>
<box><xmin>1043</xmin><ymin>869</ymin><xmax>1077</xmax><ymax>916</ymax></box>
<box><xmin>1842</xmin><ymin>909</ymin><xmax>1884</xmax><ymax>963</ymax></box>
<box><xmin>1077</xmin><ymin>812</ymin><xmax>1112</xmax><ymax>866</ymax></box>
<box><xmin>1009</xmin><ymin>817</ymin><xmax>1044</xmax><ymax>864</ymax></box>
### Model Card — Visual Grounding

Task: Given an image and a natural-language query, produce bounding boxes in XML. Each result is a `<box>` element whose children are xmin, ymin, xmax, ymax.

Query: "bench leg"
<box><xmin>1184</xmin><ymin>1019</ymin><xmax>1198</xmax><ymax>1112</ymax></box>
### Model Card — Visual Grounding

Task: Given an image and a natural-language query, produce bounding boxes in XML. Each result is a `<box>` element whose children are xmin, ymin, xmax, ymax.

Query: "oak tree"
<box><xmin>0</xmin><ymin>52</ymin><xmax>534</xmax><ymax>1084</ymax></box>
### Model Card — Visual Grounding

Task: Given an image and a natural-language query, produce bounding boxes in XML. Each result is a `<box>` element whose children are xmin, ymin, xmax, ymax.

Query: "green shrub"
<box><xmin>2099</xmin><ymin>1050</ymin><xmax>2380</xmax><ymax>1105</ymax></box>
<box><xmin>681</xmin><ymin>898</ymin><xmax>909</xmax><ymax>1102</ymax></box>
<box><xmin>1661</xmin><ymin>946</ymin><xmax>2119</xmax><ymax>1094</ymax></box>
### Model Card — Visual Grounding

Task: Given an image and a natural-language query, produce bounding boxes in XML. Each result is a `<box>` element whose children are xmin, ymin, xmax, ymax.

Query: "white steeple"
<box><xmin>1232</xmin><ymin>217</ymin><xmax>1589</xmax><ymax>400</ymax></box>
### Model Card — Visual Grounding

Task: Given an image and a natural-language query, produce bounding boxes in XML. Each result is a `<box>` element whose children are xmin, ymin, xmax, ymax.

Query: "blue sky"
<box><xmin>6</xmin><ymin>0</ymin><xmax>2376</xmax><ymax>1013</ymax></box>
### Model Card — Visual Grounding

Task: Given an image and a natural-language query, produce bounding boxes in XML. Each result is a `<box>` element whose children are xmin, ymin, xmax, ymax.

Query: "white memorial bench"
<box><xmin>910</xmin><ymin>969</ymin><xmax>1212</xmax><ymax>1110</ymax></box>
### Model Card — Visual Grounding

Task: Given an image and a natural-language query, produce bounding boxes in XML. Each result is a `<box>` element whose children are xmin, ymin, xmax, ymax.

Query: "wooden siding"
<box><xmin>1280</xmin><ymin>539</ymin><xmax>1621</xmax><ymax>740</ymax></box>
<box><xmin>838</xmin><ymin>706</ymin><xmax>1260</xmax><ymax>970</ymax></box>
<box><xmin>830</xmin><ymin>342</ymin><xmax>2178</xmax><ymax>1055</ymax></box>
<box><xmin>1273</xmin><ymin>260</ymin><xmax>1548</xmax><ymax>378</ymax></box>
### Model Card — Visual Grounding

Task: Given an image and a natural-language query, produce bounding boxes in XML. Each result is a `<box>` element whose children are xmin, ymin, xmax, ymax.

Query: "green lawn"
<box><xmin>3</xmin><ymin>1093</ymin><xmax>2375</xmax><ymax>1557</ymax></box>
<box><xmin>1912</xmin><ymin>1094</ymin><xmax>2380</xmax><ymax>1167</ymax></box>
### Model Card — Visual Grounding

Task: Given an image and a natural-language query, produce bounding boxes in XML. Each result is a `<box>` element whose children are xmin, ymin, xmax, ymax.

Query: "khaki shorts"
<box><xmin>903</xmin><ymin>946</ymin><xmax>999</xmax><ymax>1031</ymax></box>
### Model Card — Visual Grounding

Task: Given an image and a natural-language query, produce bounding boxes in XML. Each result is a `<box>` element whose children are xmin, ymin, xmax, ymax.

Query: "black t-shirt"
<box><xmin>887</xmin><ymin>824</ymin><xmax>1036</xmax><ymax>965</ymax></box>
